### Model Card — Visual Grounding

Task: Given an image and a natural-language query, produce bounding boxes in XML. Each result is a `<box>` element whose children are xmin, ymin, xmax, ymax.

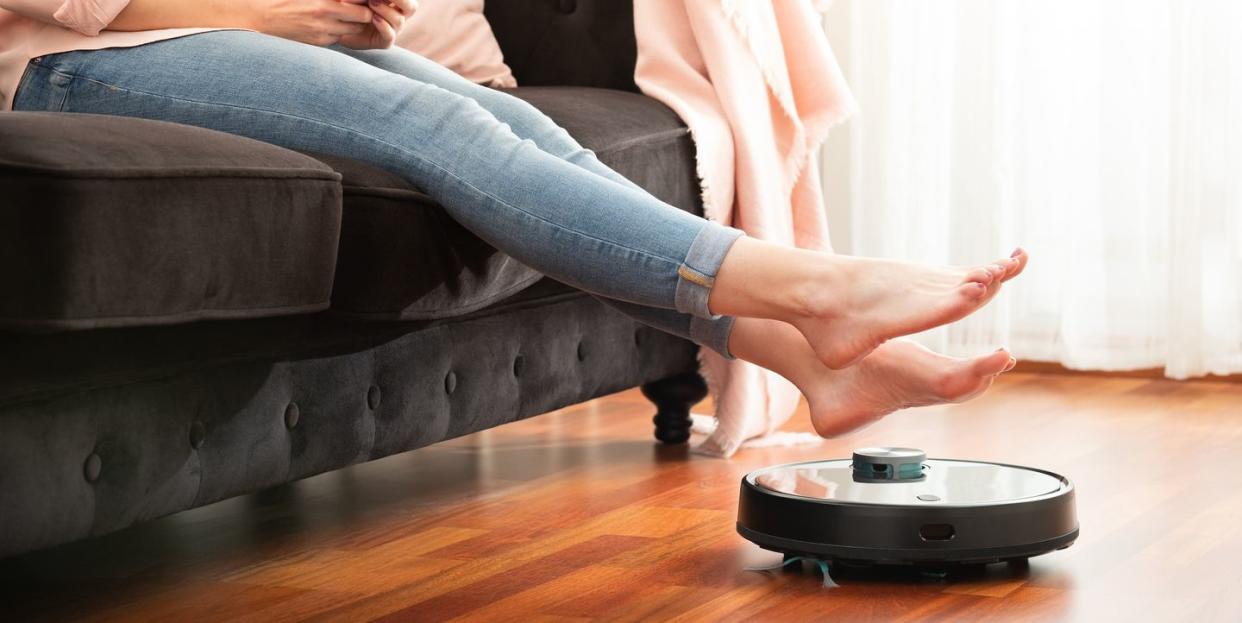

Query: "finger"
<box><xmin>323</xmin><ymin>20</ymin><xmax>368</xmax><ymax>36</ymax></box>
<box><xmin>388</xmin><ymin>0</ymin><xmax>418</xmax><ymax>16</ymax></box>
<box><xmin>323</xmin><ymin>0</ymin><xmax>374</xmax><ymax>24</ymax></box>
<box><xmin>370</xmin><ymin>14</ymin><xmax>397</xmax><ymax>48</ymax></box>
<box><xmin>369</xmin><ymin>1</ymin><xmax>405</xmax><ymax>31</ymax></box>
<box><xmin>312</xmin><ymin>33</ymin><xmax>342</xmax><ymax>47</ymax></box>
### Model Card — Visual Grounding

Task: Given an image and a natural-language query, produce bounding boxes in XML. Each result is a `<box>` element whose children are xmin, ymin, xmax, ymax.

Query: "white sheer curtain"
<box><xmin>838</xmin><ymin>0</ymin><xmax>1242</xmax><ymax>379</ymax></box>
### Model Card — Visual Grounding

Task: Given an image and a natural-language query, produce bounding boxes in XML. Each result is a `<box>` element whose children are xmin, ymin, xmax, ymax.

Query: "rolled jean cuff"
<box><xmin>673</xmin><ymin>224</ymin><xmax>745</xmax><ymax>319</ymax></box>
<box><xmin>691</xmin><ymin>314</ymin><xmax>737</xmax><ymax>359</ymax></box>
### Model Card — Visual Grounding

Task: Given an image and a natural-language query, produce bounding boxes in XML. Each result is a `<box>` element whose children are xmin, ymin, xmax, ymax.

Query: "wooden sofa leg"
<box><xmin>641</xmin><ymin>372</ymin><xmax>708</xmax><ymax>444</ymax></box>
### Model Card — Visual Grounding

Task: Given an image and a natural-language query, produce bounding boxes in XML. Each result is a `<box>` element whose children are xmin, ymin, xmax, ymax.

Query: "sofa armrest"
<box><xmin>484</xmin><ymin>0</ymin><xmax>638</xmax><ymax>92</ymax></box>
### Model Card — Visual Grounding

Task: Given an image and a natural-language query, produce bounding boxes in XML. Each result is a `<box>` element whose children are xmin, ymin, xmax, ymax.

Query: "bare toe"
<box><xmin>1003</xmin><ymin>248</ymin><xmax>1029</xmax><ymax>282</ymax></box>
<box><xmin>934</xmin><ymin>350</ymin><xmax>1009</xmax><ymax>400</ymax></box>
<box><xmin>957</xmin><ymin>281</ymin><xmax>988</xmax><ymax>300</ymax></box>
<box><xmin>964</xmin><ymin>267</ymin><xmax>995</xmax><ymax>285</ymax></box>
<box><xmin>970</xmin><ymin>348</ymin><xmax>1013</xmax><ymax>376</ymax></box>
<box><xmin>953</xmin><ymin>376</ymin><xmax>997</xmax><ymax>402</ymax></box>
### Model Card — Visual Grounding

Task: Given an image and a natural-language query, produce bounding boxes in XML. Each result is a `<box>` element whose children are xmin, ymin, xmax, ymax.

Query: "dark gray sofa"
<box><xmin>0</xmin><ymin>0</ymin><xmax>708</xmax><ymax>559</ymax></box>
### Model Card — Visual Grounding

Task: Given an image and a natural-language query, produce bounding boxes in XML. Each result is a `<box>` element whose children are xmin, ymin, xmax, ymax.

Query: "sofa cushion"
<box><xmin>0</xmin><ymin>112</ymin><xmax>343</xmax><ymax>332</ymax></box>
<box><xmin>484</xmin><ymin>0</ymin><xmax>639</xmax><ymax>92</ymax></box>
<box><xmin>510</xmin><ymin>87</ymin><xmax>701</xmax><ymax>213</ymax></box>
<box><xmin>322</xmin><ymin>86</ymin><xmax>701</xmax><ymax>319</ymax></box>
<box><xmin>310</xmin><ymin>151</ymin><xmax>544</xmax><ymax>320</ymax></box>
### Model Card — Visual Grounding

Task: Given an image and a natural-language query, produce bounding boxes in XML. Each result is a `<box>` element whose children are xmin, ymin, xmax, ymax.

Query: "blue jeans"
<box><xmin>13</xmin><ymin>31</ymin><xmax>741</xmax><ymax>356</ymax></box>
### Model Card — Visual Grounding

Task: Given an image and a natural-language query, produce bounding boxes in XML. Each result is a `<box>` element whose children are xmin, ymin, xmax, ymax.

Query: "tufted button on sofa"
<box><xmin>0</xmin><ymin>0</ymin><xmax>707</xmax><ymax>559</ymax></box>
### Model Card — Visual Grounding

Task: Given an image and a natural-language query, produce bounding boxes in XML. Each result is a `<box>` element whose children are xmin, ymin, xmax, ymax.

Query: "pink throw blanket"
<box><xmin>633</xmin><ymin>0</ymin><xmax>856</xmax><ymax>457</ymax></box>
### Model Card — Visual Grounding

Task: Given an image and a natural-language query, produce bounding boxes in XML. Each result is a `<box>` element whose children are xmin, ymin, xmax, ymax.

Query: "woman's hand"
<box><xmin>338</xmin><ymin>0</ymin><xmax>418</xmax><ymax>50</ymax></box>
<box><xmin>109</xmin><ymin>0</ymin><xmax>371</xmax><ymax>44</ymax></box>
<box><xmin>108</xmin><ymin>0</ymin><xmax>415</xmax><ymax>49</ymax></box>
<box><xmin>239</xmin><ymin>0</ymin><xmax>375</xmax><ymax>46</ymax></box>
<box><xmin>248</xmin><ymin>0</ymin><xmax>375</xmax><ymax>47</ymax></box>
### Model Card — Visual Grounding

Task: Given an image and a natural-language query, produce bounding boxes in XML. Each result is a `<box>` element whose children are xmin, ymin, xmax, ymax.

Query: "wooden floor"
<box><xmin>4</xmin><ymin>372</ymin><xmax>1242</xmax><ymax>622</ymax></box>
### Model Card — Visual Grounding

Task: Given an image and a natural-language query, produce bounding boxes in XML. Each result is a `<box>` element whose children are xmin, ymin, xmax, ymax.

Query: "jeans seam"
<box><xmin>58</xmin><ymin>71</ymin><xmax>692</xmax><ymax>274</ymax></box>
<box><xmin>22</xmin><ymin>64</ymin><xmax>75</xmax><ymax>112</ymax></box>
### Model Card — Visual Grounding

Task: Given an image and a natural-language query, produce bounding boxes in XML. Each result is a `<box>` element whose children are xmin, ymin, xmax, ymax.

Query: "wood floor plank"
<box><xmin>371</xmin><ymin>535</ymin><xmax>653</xmax><ymax>622</ymax></box>
<box><xmin>2</xmin><ymin>373</ymin><xmax>1241</xmax><ymax>621</ymax></box>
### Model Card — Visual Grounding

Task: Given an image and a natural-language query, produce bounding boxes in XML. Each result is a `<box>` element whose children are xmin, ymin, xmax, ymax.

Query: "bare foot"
<box><xmin>792</xmin><ymin>248</ymin><xmax>1028</xmax><ymax>369</ymax></box>
<box><xmin>802</xmin><ymin>339</ymin><xmax>1016</xmax><ymax>438</ymax></box>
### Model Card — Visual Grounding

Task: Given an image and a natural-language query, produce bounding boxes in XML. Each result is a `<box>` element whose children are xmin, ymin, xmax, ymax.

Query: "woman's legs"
<box><xmin>331</xmin><ymin>46</ymin><xmax>644</xmax><ymax>193</ymax></box>
<box><xmin>326</xmin><ymin>45</ymin><xmax>1030</xmax><ymax>411</ymax></box>
<box><xmin>327</xmin><ymin>50</ymin><xmax>1031</xmax><ymax>430</ymax></box>
<box><xmin>326</xmin><ymin>45</ymin><xmax>1033</xmax><ymax>370</ymax></box>
<box><xmin>332</xmin><ymin>45</ymin><xmax>734</xmax><ymax>355</ymax></box>
<box><xmin>14</xmin><ymin>31</ymin><xmax>1023</xmax><ymax>372</ymax></box>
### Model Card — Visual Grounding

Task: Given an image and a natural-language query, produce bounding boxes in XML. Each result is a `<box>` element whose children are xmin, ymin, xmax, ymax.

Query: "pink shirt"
<box><xmin>0</xmin><ymin>0</ymin><xmax>213</xmax><ymax>110</ymax></box>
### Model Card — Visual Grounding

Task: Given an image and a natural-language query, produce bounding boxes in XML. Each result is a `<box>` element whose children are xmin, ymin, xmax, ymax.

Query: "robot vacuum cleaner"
<box><xmin>737</xmin><ymin>448</ymin><xmax>1078</xmax><ymax>567</ymax></box>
